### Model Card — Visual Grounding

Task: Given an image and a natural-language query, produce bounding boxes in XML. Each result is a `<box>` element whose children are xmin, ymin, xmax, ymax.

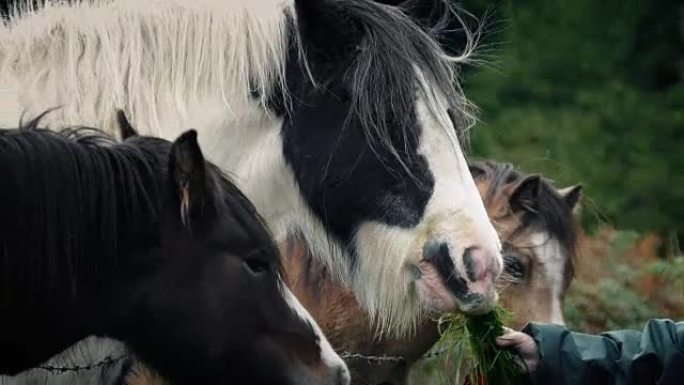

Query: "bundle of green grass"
<box><xmin>434</xmin><ymin>305</ymin><xmax>527</xmax><ymax>385</ymax></box>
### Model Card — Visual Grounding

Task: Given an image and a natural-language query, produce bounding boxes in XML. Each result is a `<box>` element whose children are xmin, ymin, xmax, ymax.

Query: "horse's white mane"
<box><xmin>0</xmin><ymin>0</ymin><xmax>292</xmax><ymax>134</ymax></box>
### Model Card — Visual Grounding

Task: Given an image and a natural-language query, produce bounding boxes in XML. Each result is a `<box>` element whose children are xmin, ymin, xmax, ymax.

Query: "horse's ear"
<box><xmin>116</xmin><ymin>110</ymin><xmax>138</xmax><ymax>140</ymax></box>
<box><xmin>293</xmin><ymin>0</ymin><xmax>364</xmax><ymax>64</ymax></box>
<box><xmin>169</xmin><ymin>130</ymin><xmax>210</xmax><ymax>229</ymax></box>
<box><xmin>558</xmin><ymin>185</ymin><xmax>582</xmax><ymax>211</ymax></box>
<box><xmin>509</xmin><ymin>175</ymin><xmax>542</xmax><ymax>213</ymax></box>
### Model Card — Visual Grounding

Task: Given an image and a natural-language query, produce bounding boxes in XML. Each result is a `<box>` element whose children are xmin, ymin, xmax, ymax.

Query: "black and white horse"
<box><xmin>0</xmin><ymin>0</ymin><xmax>502</xmax><ymax>335</ymax></box>
<box><xmin>0</xmin><ymin>117</ymin><xmax>349</xmax><ymax>385</ymax></box>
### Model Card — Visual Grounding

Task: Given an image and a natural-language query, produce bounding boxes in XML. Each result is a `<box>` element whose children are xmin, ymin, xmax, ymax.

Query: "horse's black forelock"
<box><xmin>0</xmin><ymin>119</ymin><xmax>165</xmax><ymax>304</ymax></box>
<box><xmin>472</xmin><ymin>161</ymin><xmax>578</xmax><ymax>275</ymax></box>
<box><xmin>294</xmin><ymin>0</ymin><xmax>472</xmax><ymax>156</ymax></box>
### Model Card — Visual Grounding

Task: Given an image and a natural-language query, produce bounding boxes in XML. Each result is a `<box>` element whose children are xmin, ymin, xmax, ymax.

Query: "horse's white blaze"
<box><xmin>353</xmin><ymin>92</ymin><xmax>502</xmax><ymax>334</ymax></box>
<box><xmin>531</xmin><ymin>232</ymin><xmax>566</xmax><ymax>325</ymax></box>
<box><xmin>280</xmin><ymin>281</ymin><xmax>349</xmax><ymax>378</ymax></box>
<box><xmin>414</xmin><ymin>95</ymin><xmax>501</xmax><ymax>261</ymax></box>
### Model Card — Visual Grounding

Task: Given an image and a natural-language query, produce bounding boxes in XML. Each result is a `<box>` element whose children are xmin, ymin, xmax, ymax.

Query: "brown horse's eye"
<box><xmin>245</xmin><ymin>258</ymin><xmax>270</xmax><ymax>274</ymax></box>
<box><xmin>503</xmin><ymin>254</ymin><xmax>526</xmax><ymax>282</ymax></box>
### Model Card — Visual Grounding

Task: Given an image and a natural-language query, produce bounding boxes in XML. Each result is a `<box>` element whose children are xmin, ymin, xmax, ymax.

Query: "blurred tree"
<box><xmin>457</xmin><ymin>0</ymin><xmax>683</xmax><ymax>244</ymax></box>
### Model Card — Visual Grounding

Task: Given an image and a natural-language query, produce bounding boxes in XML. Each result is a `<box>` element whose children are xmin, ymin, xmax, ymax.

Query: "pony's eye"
<box><xmin>503</xmin><ymin>254</ymin><xmax>526</xmax><ymax>282</ymax></box>
<box><xmin>245</xmin><ymin>258</ymin><xmax>270</xmax><ymax>274</ymax></box>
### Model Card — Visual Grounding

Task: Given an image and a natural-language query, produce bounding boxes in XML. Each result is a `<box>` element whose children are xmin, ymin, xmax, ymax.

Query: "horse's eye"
<box><xmin>245</xmin><ymin>258</ymin><xmax>270</xmax><ymax>274</ymax></box>
<box><xmin>503</xmin><ymin>254</ymin><xmax>526</xmax><ymax>282</ymax></box>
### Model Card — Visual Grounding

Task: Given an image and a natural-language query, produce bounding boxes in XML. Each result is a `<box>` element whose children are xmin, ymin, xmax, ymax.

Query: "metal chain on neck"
<box><xmin>340</xmin><ymin>352</ymin><xmax>406</xmax><ymax>364</ymax></box>
<box><xmin>34</xmin><ymin>346</ymin><xmax>451</xmax><ymax>372</ymax></box>
<box><xmin>37</xmin><ymin>355</ymin><xmax>128</xmax><ymax>374</ymax></box>
<box><xmin>339</xmin><ymin>346</ymin><xmax>451</xmax><ymax>365</ymax></box>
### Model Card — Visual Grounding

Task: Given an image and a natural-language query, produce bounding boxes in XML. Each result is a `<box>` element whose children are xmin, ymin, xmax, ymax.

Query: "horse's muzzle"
<box><xmin>418</xmin><ymin>239</ymin><xmax>500</xmax><ymax>314</ymax></box>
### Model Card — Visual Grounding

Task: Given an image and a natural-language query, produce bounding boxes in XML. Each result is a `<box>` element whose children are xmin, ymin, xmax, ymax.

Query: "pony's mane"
<box><xmin>0</xmin><ymin>116</ymin><xmax>164</xmax><ymax>304</ymax></box>
<box><xmin>470</xmin><ymin>161</ymin><xmax>578</xmax><ymax>277</ymax></box>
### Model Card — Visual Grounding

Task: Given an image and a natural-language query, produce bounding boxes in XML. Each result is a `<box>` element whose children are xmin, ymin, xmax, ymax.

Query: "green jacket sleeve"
<box><xmin>522</xmin><ymin>319</ymin><xmax>684</xmax><ymax>385</ymax></box>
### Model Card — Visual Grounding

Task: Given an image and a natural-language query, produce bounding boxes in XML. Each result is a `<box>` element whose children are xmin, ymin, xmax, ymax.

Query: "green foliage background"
<box><xmin>458</xmin><ymin>0</ymin><xmax>683</xmax><ymax>238</ymax></box>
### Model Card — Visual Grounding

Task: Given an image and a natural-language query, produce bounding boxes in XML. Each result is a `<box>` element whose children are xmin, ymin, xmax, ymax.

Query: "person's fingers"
<box><xmin>496</xmin><ymin>336</ymin><xmax>518</xmax><ymax>347</ymax></box>
<box><xmin>498</xmin><ymin>329</ymin><xmax>527</xmax><ymax>341</ymax></box>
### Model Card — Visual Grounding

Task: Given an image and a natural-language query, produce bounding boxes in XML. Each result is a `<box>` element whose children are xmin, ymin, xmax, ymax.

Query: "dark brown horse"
<box><xmin>281</xmin><ymin>161</ymin><xmax>582</xmax><ymax>385</ymax></box>
<box><xmin>0</xmin><ymin>116</ymin><xmax>348</xmax><ymax>385</ymax></box>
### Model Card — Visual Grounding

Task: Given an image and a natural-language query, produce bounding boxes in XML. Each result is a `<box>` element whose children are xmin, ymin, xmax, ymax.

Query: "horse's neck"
<box><xmin>0</xmin><ymin>0</ymin><xmax>303</xmax><ymax>240</ymax></box>
<box><xmin>176</xmin><ymin>98</ymin><xmax>309</xmax><ymax>249</ymax></box>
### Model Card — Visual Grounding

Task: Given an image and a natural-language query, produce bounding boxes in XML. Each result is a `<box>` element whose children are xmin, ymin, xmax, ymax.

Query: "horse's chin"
<box><xmin>414</xmin><ymin>261</ymin><xmax>498</xmax><ymax>315</ymax></box>
<box><xmin>457</xmin><ymin>291</ymin><xmax>499</xmax><ymax>315</ymax></box>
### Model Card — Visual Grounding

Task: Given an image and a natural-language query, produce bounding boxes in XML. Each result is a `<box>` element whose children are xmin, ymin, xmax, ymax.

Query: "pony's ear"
<box><xmin>558</xmin><ymin>185</ymin><xmax>582</xmax><ymax>211</ymax></box>
<box><xmin>509</xmin><ymin>175</ymin><xmax>542</xmax><ymax>213</ymax></box>
<box><xmin>293</xmin><ymin>0</ymin><xmax>364</xmax><ymax>65</ymax></box>
<box><xmin>116</xmin><ymin>110</ymin><xmax>138</xmax><ymax>140</ymax></box>
<box><xmin>168</xmin><ymin>130</ymin><xmax>210</xmax><ymax>229</ymax></box>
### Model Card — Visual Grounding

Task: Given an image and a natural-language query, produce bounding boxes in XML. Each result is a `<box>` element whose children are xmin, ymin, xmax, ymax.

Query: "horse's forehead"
<box><xmin>488</xmin><ymin>208</ymin><xmax>522</xmax><ymax>242</ymax></box>
<box><xmin>527</xmin><ymin>232</ymin><xmax>567</xmax><ymax>281</ymax></box>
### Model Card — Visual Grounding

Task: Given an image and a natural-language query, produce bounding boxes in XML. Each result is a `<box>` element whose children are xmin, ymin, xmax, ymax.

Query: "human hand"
<box><xmin>496</xmin><ymin>327</ymin><xmax>540</xmax><ymax>373</ymax></box>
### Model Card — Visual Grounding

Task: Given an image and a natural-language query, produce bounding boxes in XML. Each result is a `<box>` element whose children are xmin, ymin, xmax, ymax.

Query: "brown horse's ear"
<box><xmin>116</xmin><ymin>110</ymin><xmax>138</xmax><ymax>140</ymax></box>
<box><xmin>168</xmin><ymin>130</ymin><xmax>210</xmax><ymax>230</ymax></box>
<box><xmin>558</xmin><ymin>185</ymin><xmax>582</xmax><ymax>211</ymax></box>
<box><xmin>509</xmin><ymin>175</ymin><xmax>542</xmax><ymax>213</ymax></box>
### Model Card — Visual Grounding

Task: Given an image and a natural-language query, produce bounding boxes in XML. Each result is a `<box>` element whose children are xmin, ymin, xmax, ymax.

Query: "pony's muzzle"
<box><xmin>420</xmin><ymin>240</ymin><xmax>501</xmax><ymax>314</ymax></box>
<box><xmin>314</xmin><ymin>361</ymin><xmax>349</xmax><ymax>385</ymax></box>
<box><xmin>316</xmin><ymin>332</ymin><xmax>350</xmax><ymax>385</ymax></box>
